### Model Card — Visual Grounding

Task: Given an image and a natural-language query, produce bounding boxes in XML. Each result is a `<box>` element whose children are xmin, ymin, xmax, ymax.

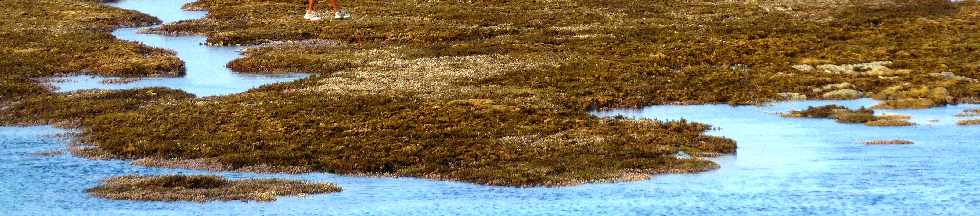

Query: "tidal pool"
<box><xmin>46</xmin><ymin>0</ymin><xmax>307</xmax><ymax>97</ymax></box>
<box><xmin>2</xmin><ymin>99</ymin><xmax>979</xmax><ymax>215</ymax></box>
<box><xmin>4</xmin><ymin>0</ymin><xmax>980</xmax><ymax>215</ymax></box>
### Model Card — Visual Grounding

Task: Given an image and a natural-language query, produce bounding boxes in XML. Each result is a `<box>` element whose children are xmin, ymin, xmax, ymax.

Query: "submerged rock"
<box><xmin>30</xmin><ymin>150</ymin><xmax>65</xmax><ymax>157</ymax></box>
<box><xmin>100</xmin><ymin>78</ymin><xmax>142</xmax><ymax>84</ymax></box>
<box><xmin>877</xmin><ymin>114</ymin><xmax>912</xmax><ymax>120</ymax></box>
<box><xmin>864</xmin><ymin>140</ymin><xmax>914</xmax><ymax>145</ymax></box>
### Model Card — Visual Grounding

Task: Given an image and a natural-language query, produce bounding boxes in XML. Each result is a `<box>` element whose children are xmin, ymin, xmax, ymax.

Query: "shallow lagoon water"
<box><xmin>4</xmin><ymin>0</ymin><xmax>980</xmax><ymax>215</ymax></box>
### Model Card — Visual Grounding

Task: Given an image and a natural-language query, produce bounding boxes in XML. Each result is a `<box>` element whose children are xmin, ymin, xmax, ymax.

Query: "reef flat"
<box><xmin>87</xmin><ymin>175</ymin><xmax>341</xmax><ymax>202</ymax></box>
<box><xmin>3</xmin><ymin>0</ymin><xmax>978</xmax><ymax>186</ymax></box>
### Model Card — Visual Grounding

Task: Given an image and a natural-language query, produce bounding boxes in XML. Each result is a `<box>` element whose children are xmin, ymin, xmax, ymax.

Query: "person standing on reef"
<box><xmin>304</xmin><ymin>0</ymin><xmax>352</xmax><ymax>21</ymax></box>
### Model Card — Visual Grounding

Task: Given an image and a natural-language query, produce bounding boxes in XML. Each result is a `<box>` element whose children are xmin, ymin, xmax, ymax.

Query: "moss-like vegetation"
<box><xmin>0</xmin><ymin>0</ymin><xmax>184</xmax><ymax>103</ymax></box>
<box><xmin>783</xmin><ymin>105</ymin><xmax>913</xmax><ymax>126</ymax></box>
<box><xmin>153</xmin><ymin>0</ymin><xmax>978</xmax><ymax>106</ymax></box>
<box><xmin>74</xmin><ymin>0</ymin><xmax>980</xmax><ymax>186</ymax></box>
<box><xmin>81</xmin><ymin>96</ymin><xmax>734</xmax><ymax>186</ymax></box>
<box><xmin>87</xmin><ymin>175</ymin><xmax>341</xmax><ymax>202</ymax></box>
<box><xmin>10</xmin><ymin>0</ymin><xmax>980</xmax><ymax>187</ymax></box>
<box><xmin>0</xmin><ymin>88</ymin><xmax>194</xmax><ymax>126</ymax></box>
<box><xmin>131</xmin><ymin>157</ymin><xmax>314</xmax><ymax>174</ymax></box>
<box><xmin>864</xmin><ymin>140</ymin><xmax>914</xmax><ymax>145</ymax></box>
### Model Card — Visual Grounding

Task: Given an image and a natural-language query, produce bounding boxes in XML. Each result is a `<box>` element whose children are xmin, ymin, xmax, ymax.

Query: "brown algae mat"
<box><xmin>0</xmin><ymin>88</ymin><xmax>194</xmax><ymax>126</ymax></box>
<box><xmin>86</xmin><ymin>175</ymin><xmax>341</xmax><ymax>202</ymax></box>
<box><xmin>3</xmin><ymin>0</ymin><xmax>980</xmax><ymax>187</ymax></box>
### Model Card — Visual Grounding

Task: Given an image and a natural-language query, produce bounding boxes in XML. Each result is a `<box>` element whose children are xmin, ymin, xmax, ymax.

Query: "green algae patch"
<box><xmin>87</xmin><ymin>175</ymin><xmax>341</xmax><ymax>202</ymax></box>
<box><xmin>0</xmin><ymin>0</ymin><xmax>184</xmax><ymax>103</ymax></box>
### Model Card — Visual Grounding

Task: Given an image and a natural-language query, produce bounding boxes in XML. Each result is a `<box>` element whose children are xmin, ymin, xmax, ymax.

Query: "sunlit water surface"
<box><xmin>4</xmin><ymin>0</ymin><xmax>980</xmax><ymax>215</ymax></box>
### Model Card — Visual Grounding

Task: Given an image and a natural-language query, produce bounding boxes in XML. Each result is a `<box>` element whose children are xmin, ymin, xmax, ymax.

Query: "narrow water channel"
<box><xmin>46</xmin><ymin>0</ymin><xmax>307</xmax><ymax>97</ymax></box>
<box><xmin>2</xmin><ymin>0</ymin><xmax>979</xmax><ymax>215</ymax></box>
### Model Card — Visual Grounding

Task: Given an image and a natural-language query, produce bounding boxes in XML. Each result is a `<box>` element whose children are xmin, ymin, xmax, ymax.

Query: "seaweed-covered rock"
<box><xmin>783</xmin><ymin>105</ymin><xmax>851</xmax><ymax>118</ymax></box>
<box><xmin>834</xmin><ymin>111</ymin><xmax>876</xmax><ymax>123</ymax></box>
<box><xmin>86</xmin><ymin>175</ymin><xmax>341</xmax><ymax>202</ymax></box>
<box><xmin>872</xmin><ymin>84</ymin><xmax>953</xmax><ymax>109</ymax></box>
<box><xmin>873</xmin><ymin>98</ymin><xmax>938</xmax><ymax>109</ymax></box>
<box><xmin>784</xmin><ymin>105</ymin><xmax>912</xmax><ymax>126</ymax></box>
<box><xmin>865</xmin><ymin>119</ymin><xmax>914</xmax><ymax>127</ymax></box>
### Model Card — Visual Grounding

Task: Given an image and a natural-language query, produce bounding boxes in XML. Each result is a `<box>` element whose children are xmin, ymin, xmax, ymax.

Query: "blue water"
<box><xmin>4</xmin><ymin>0</ymin><xmax>980</xmax><ymax>215</ymax></box>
